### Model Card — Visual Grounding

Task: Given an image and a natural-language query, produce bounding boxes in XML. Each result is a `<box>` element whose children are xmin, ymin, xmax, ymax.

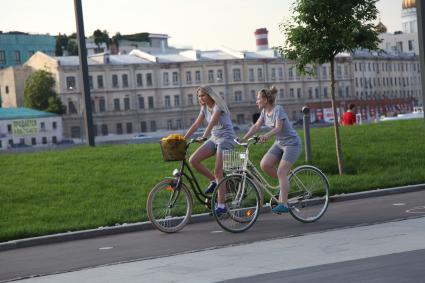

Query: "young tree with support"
<box><xmin>277</xmin><ymin>0</ymin><xmax>381</xmax><ymax>175</ymax></box>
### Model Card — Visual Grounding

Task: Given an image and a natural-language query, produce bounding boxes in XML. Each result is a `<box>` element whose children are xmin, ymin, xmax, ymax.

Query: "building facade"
<box><xmin>0</xmin><ymin>108</ymin><xmax>63</xmax><ymax>150</ymax></box>
<box><xmin>0</xmin><ymin>32</ymin><xmax>55</xmax><ymax>69</ymax></box>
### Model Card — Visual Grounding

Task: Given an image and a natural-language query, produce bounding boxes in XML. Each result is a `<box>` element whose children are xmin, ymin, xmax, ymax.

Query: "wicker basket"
<box><xmin>160</xmin><ymin>139</ymin><xmax>187</xmax><ymax>161</ymax></box>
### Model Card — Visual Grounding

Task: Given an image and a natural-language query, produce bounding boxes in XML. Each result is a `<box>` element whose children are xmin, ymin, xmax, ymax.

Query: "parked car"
<box><xmin>132</xmin><ymin>133</ymin><xmax>150</xmax><ymax>140</ymax></box>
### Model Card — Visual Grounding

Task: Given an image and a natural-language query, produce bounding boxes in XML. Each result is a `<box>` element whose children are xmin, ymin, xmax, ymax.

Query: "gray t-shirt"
<box><xmin>201</xmin><ymin>105</ymin><xmax>235</xmax><ymax>142</ymax></box>
<box><xmin>259</xmin><ymin>105</ymin><xmax>300</xmax><ymax>146</ymax></box>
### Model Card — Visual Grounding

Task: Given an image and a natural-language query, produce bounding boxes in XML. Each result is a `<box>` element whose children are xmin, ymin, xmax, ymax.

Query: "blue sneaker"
<box><xmin>215</xmin><ymin>207</ymin><xmax>227</xmax><ymax>217</ymax></box>
<box><xmin>204</xmin><ymin>181</ymin><xmax>217</xmax><ymax>194</ymax></box>
<box><xmin>272</xmin><ymin>204</ymin><xmax>290</xmax><ymax>214</ymax></box>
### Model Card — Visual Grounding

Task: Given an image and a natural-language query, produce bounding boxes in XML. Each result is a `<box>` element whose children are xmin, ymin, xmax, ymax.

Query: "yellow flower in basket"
<box><xmin>160</xmin><ymin>134</ymin><xmax>187</xmax><ymax>161</ymax></box>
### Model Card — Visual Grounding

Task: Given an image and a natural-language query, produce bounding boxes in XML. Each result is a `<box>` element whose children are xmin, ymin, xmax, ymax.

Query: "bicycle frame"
<box><xmin>171</xmin><ymin>141</ymin><xmax>211</xmax><ymax>208</ymax></box>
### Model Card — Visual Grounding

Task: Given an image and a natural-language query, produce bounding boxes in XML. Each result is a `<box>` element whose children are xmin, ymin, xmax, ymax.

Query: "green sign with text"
<box><xmin>12</xmin><ymin>119</ymin><xmax>38</xmax><ymax>136</ymax></box>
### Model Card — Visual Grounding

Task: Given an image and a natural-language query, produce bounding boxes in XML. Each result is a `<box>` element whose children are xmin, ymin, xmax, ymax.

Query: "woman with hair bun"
<box><xmin>241</xmin><ymin>86</ymin><xmax>301</xmax><ymax>213</ymax></box>
<box><xmin>184</xmin><ymin>85</ymin><xmax>236</xmax><ymax>216</ymax></box>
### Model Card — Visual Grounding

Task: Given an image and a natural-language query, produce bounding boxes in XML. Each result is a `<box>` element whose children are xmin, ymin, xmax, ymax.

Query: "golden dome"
<box><xmin>402</xmin><ymin>0</ymin><xmax>416</xmax><ymax>9</ymax></box>
<box><xmin>374</xmin><ymin>21</ymin><xmax>387</xmax><ymax>33</ymax></box>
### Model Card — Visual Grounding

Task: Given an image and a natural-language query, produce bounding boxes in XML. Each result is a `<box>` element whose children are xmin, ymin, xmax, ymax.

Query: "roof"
<box><xmin>0</xmin><ymin>108</ymin><xmax>57</xmax><ymax>121</ymax></box>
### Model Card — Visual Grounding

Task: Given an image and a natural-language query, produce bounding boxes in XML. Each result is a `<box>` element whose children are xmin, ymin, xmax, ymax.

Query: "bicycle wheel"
<box><xmin>288</xmin><ymin>165</ymin><xmax>329</xmax><ymax>223</ymax></box>
<box><xmin>147</xmin><ymin>178</ymin><xmax>193</xmax><ymax>233</ymax></box>
<box><xmin>212</xmin><ymin>174</ymin><xmax>261</xmax><ymax>233</ymax></box>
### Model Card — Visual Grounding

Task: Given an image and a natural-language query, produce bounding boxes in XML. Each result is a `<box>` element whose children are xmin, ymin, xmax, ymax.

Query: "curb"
<box><xmin>1</xmin><ymin>183</ymin><xmax>424</xmax><ymax>252</ymax></box>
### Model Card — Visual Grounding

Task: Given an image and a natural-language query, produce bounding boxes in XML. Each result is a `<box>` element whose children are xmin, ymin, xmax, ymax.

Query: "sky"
<box><xmin>1</xmin><ymin>0</ymin><xmax>405</xmax><ymax>51</ymax></box>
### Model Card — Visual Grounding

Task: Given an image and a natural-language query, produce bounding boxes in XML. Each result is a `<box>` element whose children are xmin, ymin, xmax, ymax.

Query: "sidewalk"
<box><xmin>1</xmin><ymin>183</ymin><xmax>424</xmax><ymax>251</ymax></box>
<box><xmin>13</xmin><ymin>217</ymin><xmax>425</xmax><ymax>283</ymax></box>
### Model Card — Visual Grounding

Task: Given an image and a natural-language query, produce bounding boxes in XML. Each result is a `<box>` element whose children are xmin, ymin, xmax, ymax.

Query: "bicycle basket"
<box><xmin>160</xmin><ymin>139</ymin><xmax>187</xmax><ymax>161</ymax></box>
<box><xmin>223</xmin><ymin>150</ymin><xmax>247</xmax><ymax>172</ymax></box>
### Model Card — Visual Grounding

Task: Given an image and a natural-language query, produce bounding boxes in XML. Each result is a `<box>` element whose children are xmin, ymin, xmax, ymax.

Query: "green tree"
<box><xmin>277</xmin><ymin>0</ymin><xmax>380</xmax><ymax>175</ymax></box>
<box><xmin>55</xmin><ymin>33</ymin><xmax>69</xmax><ymax>56</ymax></box>
<box><xmin>24</xmin><ymin>70</ymin><xmax>64</xmax><ymax>115</ymax></box>
<box><xmin>93</xmin><ymin>29</ymin><xmax>110</xmax><ymax>50</ymax></box>
<box><xmin>66</xmin><ymin>40</ymin><xmax>79</xmax><ymax>56</ymax></box>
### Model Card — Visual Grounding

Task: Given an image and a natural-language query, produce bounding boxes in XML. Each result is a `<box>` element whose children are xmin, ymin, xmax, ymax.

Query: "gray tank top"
<box><xmin>259</xmin><ymin>105</ymin><xmax>300</xmax><ymax>146</ymax></box>
<box><xmin>201</xmin><ymin>105</ymin><xmax>235</xmax><ymax>142</ymax></box>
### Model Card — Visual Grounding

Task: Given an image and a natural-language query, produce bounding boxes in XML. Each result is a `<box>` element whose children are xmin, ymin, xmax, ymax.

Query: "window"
<box><xmin>117</xmin><ymin>123</ymin><xmax>123</xmax><ymax>134</ymax></box>
<box><xmin>315</xmin><ymin>88</ymin><xmax>319</xmax><ymax>98</ymax></box>
<box><xmin>101</xmin><ymin>124</ymin><xmax>108</xmax><ymax>136</ymax></box>
<box><xmin>308</xmin><ymin>88</ymin><xmax>313</xmax><ymax>99</ymax></box>
<box><xmin>52</xmin><ymin>121</ymin><xmax>57</xmax><ymax>129</ymax></box>
<box><xmin>172</xmin><ymin>72</ymin><xmax>179</xmax><ymax>85</ymax></box>
<box><xmin>323</xmin><ymin>87</ymin><xmax>328</xmax><ymax>98</ymax></box>
<box><xmin>146</xmin><ymin>73</ymin><xmax>153</xmax><ymax>86</ymax></box>
<box><xmin>271</xmin><ymin>68</ymin><xmax>276</xmax><ymax>80</ymax></box>
<box><xmin>91</xmin><ymin>99</ymin><xmax>96</xmax><ymax>113</ymax></box>
<box><xmin>136</xmin><ymin>73</ymin><xmax>143</xmax><ymax>87</ymax></box>
<box><xmin>99</xmin><ymin>98</ymin><xmax>106</xmax><ymax>112</ymax></box>
<box><xmin>112</xmin><ymin>74</ymin><xmax>119</xmax><ymax>88</ymax></box>
<box><xmin>188</xmin><ymin>94</ymin><xmax>194</xmax><ymax>105</ymax></box>
<box><xmin>279</xmin><ymin>89</ymin><xmax>284</xmax><ymax>99</ymax></box>
<box><xmin>71</xmin><ymin>126</ymin><xmax>81</xmax><ymax>138</ymax></box>
<box><xmin>297</xmin><ymin>88</ymin><xmax>302</xmax><ymax>98</ymax></box>
<box><xmin>140</xmin><ymin>121</ymin><xmax>147</xmax><ymax>132</ymax></box>
<box><xmin>150</xmin><ymin>121</ymin><xmax>156</xmax><ymax>132</ymax></box>
<box><xmin>322</xmin><ymin>66</ymin><xmax>327</xmax><ymax>77</ymax></box>
<box><xmin>289</xmin><ymin>88</ymin><xmax>294</xmax><ymax>98</ymax></box>
<box><xmin>88</xmin><ymin>76</ymin><xmax>93</xmax><ymax>89</ymax></box>
<box><xmin>7</xmin><ymin>124</ymin><xmax>12</xmax><ymax>134</ymax></box>
<box><xmin>66</xmin><ymin>76</ymin><xmax>76</xmax><ymax>90</ymax></box>
<box><xmin>165</xmin><ymin>96</ymin><xmax>171</xmax><ymax>108</ymax></box>
<box><xmin>174</xmin><ymin>95</ymin><xmax>180</xmax><ymax>107</ymax></box>
<box><xmin>42</xmin><ymin>137</ymin><xmax>47</xmax><ymax>144</ymax></box>
<box><xmin>186</xmin><ymin>71</ymin><xmax>192</xmax><ymax>84</ymax></box>
<box><xmin>163</xmin><ymin>72</ymin><xmax>169</xmax><ymax>85</ymax></box>
<box><xmin>31</xmin><ymin>138</ymin><xmax>36</xmax><ymax>145</ymax></box>
<box><xmin>68</xmin><ymin>101</ymin><xmax>78</xmax><ymax>114</ymax></box>
<box><xmin>195</xmin><ymin>71</ymin><xmax>201</xmax><ymax>83</ymax></box>
<box><xmin>249</xmin><ymin>68</ymin><xmax>254</xmax><ymax>81</ymax></box>
<box><xmin>234</xmin><ymin>91</ymin><xmax>243</xmax><ymax>102</ymax></box>
<box><xmin>138</xmin><ymin>96</ymin><xmax>145</xmax><ymax>109</ymax></box>
<box><xmin>167</xmin><ymin>120</ymin><xmax>172</xmax><ymax>130</ymax></box>
<box><xmin>288</xmin><ymin>67</ymin><xmax>293</xmax><ymax>79</ymax></box>
<box><xmin>148</xmin><ymin>96</ymin><xmax>154</xmax><ymax>109</ymax></box>
<box><xmin>208</xmin><ymin>70</ymin><xmax>214</xmax><ymax>82</ymax></box>
<box><xmin>97</xmin><ymin>75</ymin><xmax>104</xmax><ymax>88</ymax></box>
<box><xmin>124</xmin><ymin>97</ymin><xmax>130</xmax><ymax>110</ymax></box>
<box><xmin>114</xmin><ymin>98</ymin><xmax>120</xmax><ymax>111</ymax></box>
<box><xmin>122</xmin><ymin>74</ymin><xmax>129</xmax><ymax>88</ymax></box>
<box><xmin>126</xmin><ymin>122</ymin><xmax>132</xmax><ymax>134</ymax></box>
<box><xmin>233</xmin><ymin>69</ymin><xmax>241</xmax><ymax>81</ymax></box>
<box><xmin>0</xmin><ymin>50</ymin><xmax>5</xmax><ymax>64</ymax></box>
<box><xmin>14</xmin><ymin>50</ymin><xmax>21</xmax><ymax>64</ymax></box>
<box><xmin>52</xmin><ymin>136</ymin><xmax>57</xmax><ymax>144</ymax></box>
<box><xmin>5</xmin><ymin>86</ymin><xmax>9</xmax><ymax>94</ymax></box>
<box><xmin>278</xmin><ymin>67</ymin><xmax>283</xmax><ymax>80</ymax></box>
<box><xmin>408</xmin><ymin>40</ymin><xmax>414</xmax><ymax>51</ymax></box>
<box><xmin>217</xmin><ymin>69</ymin><xmax>223</xmax><ymax>81</ymax></box>
<box><xmin>346</xmin><ymin>86</ymin><xmax>350</xmax><ymax>97</ymax></box>
<box><xmin>176</xmin><ymin>119</ymin><xmax>182</xmax><ymax>129</ymax></box>
<box><xmin>257</xmin><ymin>68</ymin><xmax>263</xmax><ymax>80</ymax></box>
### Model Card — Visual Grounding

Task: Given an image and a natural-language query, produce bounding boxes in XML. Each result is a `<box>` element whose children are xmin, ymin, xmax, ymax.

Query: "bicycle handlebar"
<box><xmin>234</xmin><ymin>136</ymin><xmax>259</xmax><ymax>147</ymax></box>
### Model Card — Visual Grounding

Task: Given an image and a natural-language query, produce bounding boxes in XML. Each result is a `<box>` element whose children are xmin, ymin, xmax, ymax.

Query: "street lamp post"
<box><xmin>416</xmin><ymin>0</ymin><xmax>425</xmax><ymax>123</ymax></box>
<box><xmin>74</xmin><ymin>0</ymin><xmax>95</xmax><ymax>146</ymax></box>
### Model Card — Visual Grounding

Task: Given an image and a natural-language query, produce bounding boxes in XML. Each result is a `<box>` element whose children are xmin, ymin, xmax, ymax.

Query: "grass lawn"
<box><xmin>0</xmin><ymin>119</ymin><xmax>424</xmax><ymax>242</ymax></box>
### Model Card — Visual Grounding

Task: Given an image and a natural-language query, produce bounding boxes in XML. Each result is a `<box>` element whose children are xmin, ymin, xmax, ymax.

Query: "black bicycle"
<box><xmin>146</xmin><ymin>138</ymin><xmax>212</xmax><ymax>233</ymax></box>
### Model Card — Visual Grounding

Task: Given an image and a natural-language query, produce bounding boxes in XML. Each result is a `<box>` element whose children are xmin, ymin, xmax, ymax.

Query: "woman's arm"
<box><xmin>184</xmin><ymin>112</ymin><xmax>204</xmax><ymax>139</ymax></box>
<box><xmin>259</xmin><ymin>119</ymin><xmax>283</xmax><ymax>143</ymax></box>
<box><xmin>242</xmin><ymin>118</ymin><xmax>263</xmax><ymax>140</ymax></box>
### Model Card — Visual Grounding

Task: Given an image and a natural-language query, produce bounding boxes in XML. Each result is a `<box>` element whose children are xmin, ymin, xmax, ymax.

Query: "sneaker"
<box><xmin>204</xmin><ymin>181</ymin><xmax>217</xmax><ymax>194</ymax></box>
<box><xmin>215</xmin><ymin>207</ymin><xmax>227</xmax><ymax>217</ymax></box>
<box><xmin>272</xmin><ymin>204</ymin><xmax>290</xmax><ymax>214</ymax></box>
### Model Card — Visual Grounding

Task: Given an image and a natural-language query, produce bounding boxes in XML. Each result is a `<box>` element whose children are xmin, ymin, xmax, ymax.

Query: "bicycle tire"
<box><xmin>288</xmin><ymin>165</ymin><xmax>329</xmax><ymax>223</ymax></box>
<box><xmin>211</xmin><ymin>174</ymin><xmax>261</xmax><ymax>233</ymax></box>
<box><xmin>147</xmin><ymin>178</ymin><xmax>193</xmax><ymax>233</ymax></box>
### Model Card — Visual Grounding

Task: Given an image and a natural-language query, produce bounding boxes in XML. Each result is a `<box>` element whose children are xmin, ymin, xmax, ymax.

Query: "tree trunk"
<box><xmin>330</xmin><ymin>58</ymin><xmax>344</xmax><ymax>175</ymax></box>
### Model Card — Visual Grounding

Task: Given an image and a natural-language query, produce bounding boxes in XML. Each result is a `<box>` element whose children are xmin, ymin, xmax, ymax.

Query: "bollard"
<box><xmin>302</xmin><ymin>106</ymin><xmax>312</xmax><ymax>163</ymax></box>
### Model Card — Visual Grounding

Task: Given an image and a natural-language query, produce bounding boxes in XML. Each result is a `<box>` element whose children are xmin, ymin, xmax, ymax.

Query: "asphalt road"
<box><xmin>0</xmin><ymin>189</ymin><xmax>424</xmax><ymax>282</ymax></box>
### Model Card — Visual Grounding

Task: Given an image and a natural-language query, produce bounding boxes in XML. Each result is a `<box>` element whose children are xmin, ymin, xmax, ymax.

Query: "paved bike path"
<box><xmin>0</xmin><ymin>189</ymin><xmax>424</xmax><ymax>282</ymax></box>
